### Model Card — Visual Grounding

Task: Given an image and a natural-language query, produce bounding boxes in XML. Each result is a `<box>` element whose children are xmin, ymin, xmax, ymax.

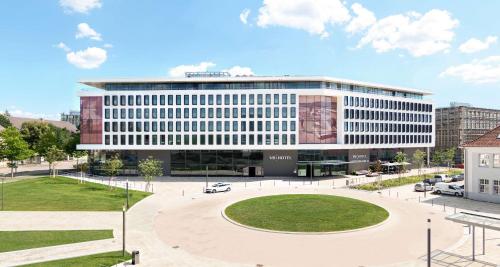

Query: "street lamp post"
<box><xmin>427</xmin><ymin>218</ymin><xmax>431</xmax><ymax>267</ymax></box>
<box><xmin>1</xmin><ymin>177</ymin><xmax>4</xmax><ymax>210</ymax></box>
<box><xmin>126</xmin><ymin>181</ymin><xmax>129</xmax><ymax>210</ymax></box>
<box><xmin>122</xmin><ymin>205</ymin><xmax>126</xmax><ymax>257</ymax></box>
<box><xmin>205</xmin><ymin>165</ymin><xmax>208</xmax><ymax>189</ymax></box>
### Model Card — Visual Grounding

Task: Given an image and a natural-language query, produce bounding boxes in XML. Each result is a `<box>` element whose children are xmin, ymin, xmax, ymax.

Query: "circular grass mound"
<box><xmin>224</xmin><ymin>194</ymin><xmax>389</xmax><ymax>232</ymax></box>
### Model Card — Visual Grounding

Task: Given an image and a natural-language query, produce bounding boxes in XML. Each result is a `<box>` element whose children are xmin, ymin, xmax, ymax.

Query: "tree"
<box><xmin>394</xmin><ymin>151</ymin><xmax>408</xmax><ymax>182</ymax></box>
<box><xmin>432</xmin><ymin>150</ymin><xmax>444</xmax><ymax>172</ymax></box>
<box><xmin>413</xmin><ymin>149</ymin><xmax>426</xmax><ymax>179</ymax></box>
<box><xmin>64</xmin><ymin>133</ymin><xmax>87</xmax><ymax>172</ymax></box>
<box><xmin>45</xmin><ymin>145</ymin><xmax>66</xmax><ymax>178</ymax></box>
<box><xmin>103</xmin><ymin>155</ymin><xmax>123</xmax><ymax>190</ymax></box>
<box><xmin>0</xmin><ymin>127</ymin><xmax>33</xmax><ymax>178</ymax></box>
<box><xmin>373</xmin><ymin>160</ymin><xmax>383</xmax><ymax>173</ymax></box>
<box><xmin>138</xmin><ymin>157</ymin><xmax>164</xmax><ymax>192</ymax></box>
<box><xmin>0</xmin><ymin>113</ymin><xmax>11</xmax><ymax>128</ymax></box>
<box><xmin>20</xmin><ymin>121</ymin><xmax>51</xmax><ymax>152</ymax></box>
<box><xmin>443</xmin><ymin>148</ymin><xmax>456</xmax><ymax>170</ymax></box>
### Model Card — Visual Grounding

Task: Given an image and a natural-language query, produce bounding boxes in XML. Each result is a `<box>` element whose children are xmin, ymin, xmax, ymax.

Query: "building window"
<box><xmin>479</xmin><ymin>179</ymin><xmax>490</xmax><ymax>193</ymax></box>
<box><xmin>494</xmin><ymin>154</ymin><xmax>500</xmax><ymax>168</ymax></box>
<box><xmin>479</xmin><ymin>154</ymin><xmax>490</xmax><ymax>167</ymax></box>
<box><xmin>493</xmin><ymin>180</ymin><xmax>499</xmax><ymax>195</ymax></box>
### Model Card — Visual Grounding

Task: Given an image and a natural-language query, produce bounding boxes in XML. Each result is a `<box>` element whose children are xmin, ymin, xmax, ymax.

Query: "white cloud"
<box><xmin>55</xmin><ymin>42</ymin><xmax>71</xmax><ymax>52</ymax></box>
<box><xmin>240</xmin><ymin>9</ymin><xmax>251</xmax><ymax>25</ymax></box>
<box><xmin>440</xmin><ymin>56</ymin><xmax>500</xmax><ymax>84</ymax></box>
<box><xmin>66</xmin><ymin>47</ymin><xmax>107</xmax><ymax>69</ymax></box>
<box><xmin>345</xmin><ymin>3</ymin><xmax>376</xmax><ymax>34</ymax></box>
<box><xmin>256</xmin><ymin>0</ymin><xmax>351</xmax><ymax>38</ymax></box>
<box><xmin>222</xmin><ymin>66</ymin><xmax>254</xmax><ymax>76</ymax></box>
<box><xmin>103</xmin><ymin>43</ymin><xmax>113</xmax><ymax>48</ymax></box>
<box><xmin>459</xmin><ymin>36</ymin><xmax>497</xmax><ymax>54</ymax></box>
<box><xmin>76</xmin><ymin>23</ymin><xmax>102</xmax><ymax>41</ymax></box>
<box><xmin>59</xmin><ymin>0</ymin><xmax>102</xmax><ymax>14</ymax></box>
<box><xmin>168</xmin><ymin>62</ymin><xmax>216</xmax><ymax>77</ymax></box>
<box><xmin>358</xmin><ymin>9</ymin><xmax>459</xmax><ymax>57</ymax></box>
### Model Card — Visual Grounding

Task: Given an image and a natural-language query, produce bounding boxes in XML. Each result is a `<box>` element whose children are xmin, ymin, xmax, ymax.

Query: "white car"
<box><xmin>434</xmin><ymin>174</ymin><xmax>452</xmax><ymax>183</ymax></box>
<box><xmin>433</xmin><ymin>182</ymin><xmax>463</xmax><ymax>197</ymax></box>
<box><xmin>414</xmin><ymin>182</ymin><xmax>433</xmax><ymax>192</ymax></box>
<box><xmin>205</xmin><ymin>183</ymin><xmax>231</xmax><ymax>193</ymax></box>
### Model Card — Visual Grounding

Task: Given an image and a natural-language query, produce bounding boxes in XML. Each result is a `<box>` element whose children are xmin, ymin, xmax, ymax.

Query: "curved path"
<box><xmin>126</xmin><ymin>183</ymin><xmax>464</xmax><ymax>267</ymax></box>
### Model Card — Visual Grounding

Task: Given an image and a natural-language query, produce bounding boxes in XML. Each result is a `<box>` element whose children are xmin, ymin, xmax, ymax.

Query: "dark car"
<box><xmin>422</xmin><ymin>177</ymin><xmax>443</xmax><ymax>186</ymax></box>
<box><xmin>451</xmin><ymin>173</ymin><xmax>464</xmax><ymax>182</ymax></box>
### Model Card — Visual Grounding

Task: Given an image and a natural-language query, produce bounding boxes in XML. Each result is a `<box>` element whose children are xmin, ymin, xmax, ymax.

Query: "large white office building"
<box><xmin>77</xmin><ymin>72</ymin><xmax>435</xmax><ymax>177</ymax></box>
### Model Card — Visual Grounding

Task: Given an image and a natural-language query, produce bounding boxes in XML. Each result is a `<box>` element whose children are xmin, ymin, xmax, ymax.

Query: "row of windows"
<box><xmin>478</xmin><ymin>153</ymin><xmax>500</xmax><ymax>168</ymax></box>
<box><xmin>479</xmin><ymin>179</ymin><xmax>499</xmax><ymax>194</ymax></box>
<box><xmin>104</xmin><ymin>121</ymin><xmax>297</xmax><ymax>133</ymax></box>
<box><xmin>344</xmin><ymin>122</ymin><xmax>432</xmax><ymax>133</ymax></box>
<box><xmin>104</xmin><ymin>133</ymin><xmax>297</xmax><ymax>146</ymax></box>
<box><xmin>104</xmin><ymin>94</ymin><xmax>297</xmax><ymax>107</ymax></box>
<box><xmin>344</xmin><ymin>96</ymin><xmax>432</xmax><ymax>112</ymax></box>
<box><xmin>344</xmin><ymin>134</ymin><xmax>432</xmax><ymax>145</ymax></box>
<box><xmin>104</xmin><ymin>107</ymin><xmax>297</xmax><ymax>120</ymax></box>
<box><xmin>344</xmin><ymin>109</ymin><xmax>432</xmax><ymax>123</ymax></box>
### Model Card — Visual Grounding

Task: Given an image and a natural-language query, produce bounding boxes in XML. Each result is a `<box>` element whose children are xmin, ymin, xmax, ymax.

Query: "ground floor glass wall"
<box><xmin>170</xmin><ymin>150</ymin><xmax>263</xmax><ymax>177</ymax></box>
<box><xmin>297</xmin><ymin>150</ymin><xmax>348</xmax><ymax>177</ymax></box>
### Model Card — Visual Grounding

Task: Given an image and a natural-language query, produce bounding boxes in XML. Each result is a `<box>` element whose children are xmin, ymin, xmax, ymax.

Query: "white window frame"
<box><xmin>479</xmin><ymin>154</ymin><xmax>490</xmax><ymax>167</ymax></box>
<box><xmin>494</xmin><ymin>154</ymin><xmax>500</xmax><ymax>168</ymax></box>
<box><xmin>479</xmin><ymin>179</ymin><xmax>490</xmax><ymax>193</ymax></box>
<box><xmin>493</xmin><ymin>180</ymin><xmax>499</xmax><ymax>195</ymax></box>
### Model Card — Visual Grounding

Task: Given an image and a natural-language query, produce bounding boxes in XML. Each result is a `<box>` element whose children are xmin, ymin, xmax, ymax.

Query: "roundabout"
<box><xmin>224</xmin><ymin>194</ymin><xmax>389</xmax><ymax>233</ymax></box>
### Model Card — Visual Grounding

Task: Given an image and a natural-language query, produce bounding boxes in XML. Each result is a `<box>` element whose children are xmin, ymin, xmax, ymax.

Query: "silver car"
<box><xmin>414</xmin><ymin>182</ymin><xmax>433</xmax><ymax>192</ymax></box>
<box><xmin>205</xmin><ymin>182</ymin><xmax>232</xmax><ymax>193</ymax></box>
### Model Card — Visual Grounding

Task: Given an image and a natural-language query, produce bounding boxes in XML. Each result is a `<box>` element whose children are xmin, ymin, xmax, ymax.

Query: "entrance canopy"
<box><xmin>446</xmin><ymin>212</ymin><xmax>500</xmax><ymax>231</ymax></box>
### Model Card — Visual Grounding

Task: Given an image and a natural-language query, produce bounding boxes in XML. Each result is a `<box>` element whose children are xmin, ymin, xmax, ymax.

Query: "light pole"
<box><xmin>427</xmin><ymin>218</ymin><xmax>431</xmax><ymax>267</ymax></box>
<box><xmin>1</xmin><ymin>177</ymin><xmax>4</xmax><ymax>210</ymax></box>
<box><xmin>122</xmin><ymin>205</ymin><xmax>126</xmax><ymax>257</ymax></box>
<box><xmin>205</xmin><ymin>165</ymin><xmax>208</xmax><ymax>189</ymax></box>
<box><xmin>126</xmin><ymin>181</ymin><xmax>129</xmax><ymax>210</ymax></box>
<box><xmin>310</xmin><ymin>162</ymin><xmax>313</xmax><ymax>185</ymax></box>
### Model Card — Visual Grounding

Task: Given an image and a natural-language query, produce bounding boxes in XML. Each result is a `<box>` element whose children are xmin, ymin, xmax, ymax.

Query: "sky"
<box><xmin>1</xmin><ymin>0</ymin><xmax>499</xmax><ymax>120</ymax></box>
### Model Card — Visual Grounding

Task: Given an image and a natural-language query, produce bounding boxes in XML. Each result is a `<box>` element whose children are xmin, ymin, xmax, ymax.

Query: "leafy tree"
<box><xmin>443</xmin><ymin>148</ymin><xmax>456</xmax><ymax>170</ymax></box>
<box><xmin>138</xmin><ymin>156</ymin><xmax>164</xmax><ymax>192</ymax></box>
<box><xmin>45</xmin><ymin>145</ymin><xmax>66</xmax><ymax>177</ymax></box>
<box><xmin>20</xmin><ymin>121</ymin><xmax>52</xmax><ymax>152</ymax></box>
<box><xmin>0</xmin><ymin>113</ymin><xmax>11</xmax><ymax>128</ymax></box>
<box><xmin>432</xmin><ymin>150</ymin><xmax>444</xmax><ymax>172</ymax></box>
<box><xmin>394</xmin><ymin>151</ymin><xmax>408</xmax><ymax>182</ymax></box>
<box><xmin>373</xmin><ymin>160</ymin><xmax>383</xmax><ymax>173</ymax></box>
<box><xmin>103</xmin><ymin>155</ymin><xmax>124</xmax><ymax>190</ymax></box>
<box><xmin>0</xmin><ymin>127</ymin><xmax>33</xmax><ymax>178</ymax></box>
<box><xmin>64</xmin><ymin>132</ymin><xmax>87</xmax><ymax>171</ymax></box>
<box><xmin>412</xmin><ymin>149</ymin><xmax>426</xmax><ymax>179</ymax></box>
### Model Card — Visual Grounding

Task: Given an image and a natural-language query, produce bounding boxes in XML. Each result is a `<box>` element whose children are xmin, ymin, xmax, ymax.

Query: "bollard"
<box><xmin>454</xmin><ymin>206</ymin><xmax>456</xmax><ymax>214</ymax></box>
<box><xmin>182</xmin><ymin>190</ymin><xmax>184</xmax><ymax>197</ymax></box>
<box><xmin>245</xmin><ymin>181</ymin><xmax>247</xmax><ymax>188</ymax></box>
<box><xmin>419</xmin><ymin>196</ymin><xmax>421</xmax><ymax>203</ymax></box>
<box><xmin>202</xmin><ymin>187</ymin><xmax>205</xmax><ymax>193</ymax></box>
<box><xmin>389</xmin><ymin>190</ymin><xmax>391</xmax><ymax>197</ymax></box>
<box><xmin>260</xmin><ymin>180</ymin><xmax>262</xmax><ymax>188</ymax></box>
<box><xmin>397</xmin><ymin>192</ymin><xmax>399</xmax><ymax>198</ymax></box>
<box><xmin>274</xmin><ymin>180</ymin><xmax>276</xmax><ymax>187</ymax></box>
<box><xmin>443</xmin><ymin>202</ymin><xmax>446</xmax><ymax>212</ymax></box>
<box><xmin>332</xmin><ymin>180</ymin><xmax>334</xmax><ymax>188</ymax></box>
<box><xmin>318</xmin><ymin>179</ymin><xmax>320</xmax><ymax>187</ymax></box>
<box><xmin>431</xmin><ymin>199</ymin><xmax>434</xmax><ymax>206</ymax></box>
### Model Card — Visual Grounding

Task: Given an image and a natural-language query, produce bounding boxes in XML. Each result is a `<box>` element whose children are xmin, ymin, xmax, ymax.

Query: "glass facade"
<box><xmin>298</xmin><ymin>96</ymin><xmax>337</xmax><ymax>144</ymax></box>
<box><xmin>170</xmin><ymin>150</ymin><xmax>263</xmax><ymax>176</ymax></box>
<box><xmin>80</xmin><ymin>96</ymin><xmax>103</xmax><ymax>144</ymax></box>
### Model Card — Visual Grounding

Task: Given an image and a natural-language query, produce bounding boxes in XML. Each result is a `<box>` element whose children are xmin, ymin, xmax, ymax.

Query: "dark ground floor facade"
<box><xmin>88</xmin><ymin>147</ymin><xmax>429</xmax><ymax>177</ymax></box>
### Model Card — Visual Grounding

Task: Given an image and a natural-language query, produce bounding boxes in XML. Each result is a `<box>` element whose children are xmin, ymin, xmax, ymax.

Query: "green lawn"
<box><xmin>225</xmin><ymin>194</ymin><xmax>389</xmax><ymax>232</ymax></box>
<box><xmin>353</xmin><ymin>169</ymin><xmax>463</xmax><ymax>191</ymax></box>
<box><xmin>20</xmin><ymin>251</ymin><xmax>131</xmax><ymax>267</ymax></box>
<box><xmin>0</xmin><ymin>176</ymin><xmax>151</xmax><ymax>211</ymax></box>
<box><xmin>0</xmin><ymin>230</ymin><xmax>113</xmax><ymax>253</ymax></box>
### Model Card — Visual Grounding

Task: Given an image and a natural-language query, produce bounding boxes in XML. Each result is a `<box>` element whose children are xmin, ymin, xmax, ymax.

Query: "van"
<box><xmin>433</xmin><ymin>182</ymin><xmax>463</xmax><ymax>197</ymax></box>
<box><xmin>434</xmin><ymin>174</ymin><xmax>451</xmax><ymax>183</ymax></box>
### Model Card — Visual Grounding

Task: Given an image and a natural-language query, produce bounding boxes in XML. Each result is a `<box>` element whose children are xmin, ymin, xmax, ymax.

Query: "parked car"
<box><xmin>205</xmin><ymin>182</ymin><xmax>231</xmax><ymax>193</ymax></box>
<box><xmin>422</xmin><ymin>177</ymin><xmax>442</xmax><ymax>186</ymax></box>
<box><xmin>451</xmin><ymin>173</ymin><xmax>464</xmax><ymax>182</ymax></box>
<box><xmin>366</xmin><ymin>172</ymin><xmax>380</xmax><ymax>177</ymax></box>
<box><xmin>433</xmin><ymin>182</ymin><xmax>464</xmax><ymax>197</ymax></box>
<box><xmin>414</xmin><ymin>182</ymin><xmax>433</xmax><ymax>192</ymax></box>
<box><xmin>434</xmin><ymin>174</ymin><xmax>452</xmax><ymax>183</ymax></box>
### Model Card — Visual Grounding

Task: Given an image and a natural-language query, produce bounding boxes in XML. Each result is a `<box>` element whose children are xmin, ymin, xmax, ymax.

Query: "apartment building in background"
<box><xmin>436</xmin><ymin>102</ymin><xmax>500</xmax><ymax>164</ymax></box>
<box><xmin>77</xmin><ymin>72</ymin><xmax>435</xmax><ymax>177</ymax></box>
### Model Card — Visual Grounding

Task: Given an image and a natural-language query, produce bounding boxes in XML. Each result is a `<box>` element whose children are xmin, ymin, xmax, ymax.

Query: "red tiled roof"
<box><xmin>8</xmin><ymin>117</ymin><xmax>77</xmax><ymax>133</ymax></box>
<box><xmin>462</xmin><ymin>126</ymin><xmax>500</xmax><ymax>147</ymax></box>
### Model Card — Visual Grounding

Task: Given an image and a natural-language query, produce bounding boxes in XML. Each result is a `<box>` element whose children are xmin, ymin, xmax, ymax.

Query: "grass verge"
<box><xmin>353</xmin><ymin>169</ymin><xmax>463</xmax><ymax>191</ymax></box>
<box><xmin>0</xmin><ymin>176</ymin><xmax>151</xmax><ymax>211</ymax></box>
<box><xmin>0</xmin><ymin>230</ymin><xmax>113</xmax><ymax>253</ymax></box>
<box><xmin>225</xmin><ymin>194</ymin><xmax>389</xmax><ymax>232</ymax></box>
<box><xmin>20</xmin><ymin>251</ymin><xmax>131</xmax><ymax>267</ymax></box>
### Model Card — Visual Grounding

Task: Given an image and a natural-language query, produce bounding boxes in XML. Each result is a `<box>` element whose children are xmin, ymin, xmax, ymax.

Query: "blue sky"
<box><xmin>1</xmin><ymin>0</ymin><xmax>499</xmax><ymax>120</ymax></box>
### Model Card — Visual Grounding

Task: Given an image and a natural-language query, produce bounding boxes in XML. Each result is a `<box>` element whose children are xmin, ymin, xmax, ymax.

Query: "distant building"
<box><xmin>462</xmin><ymin>126</ymin><xmax>500</xmax><ymax>203</ymax></box>
<box><xmin>9</xmin><ymin>117</ymin><xmax>77</xmax><ymax>133</ymax></box>
<box><xmin>61</xmin><ymin>111</ymin><xmax>80</xmax><ymax>128</ymax></box>
<box><xmin>435</xmin><ymin>103</ymin><xmax>500</xmax><ymax>163</ymax></box>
